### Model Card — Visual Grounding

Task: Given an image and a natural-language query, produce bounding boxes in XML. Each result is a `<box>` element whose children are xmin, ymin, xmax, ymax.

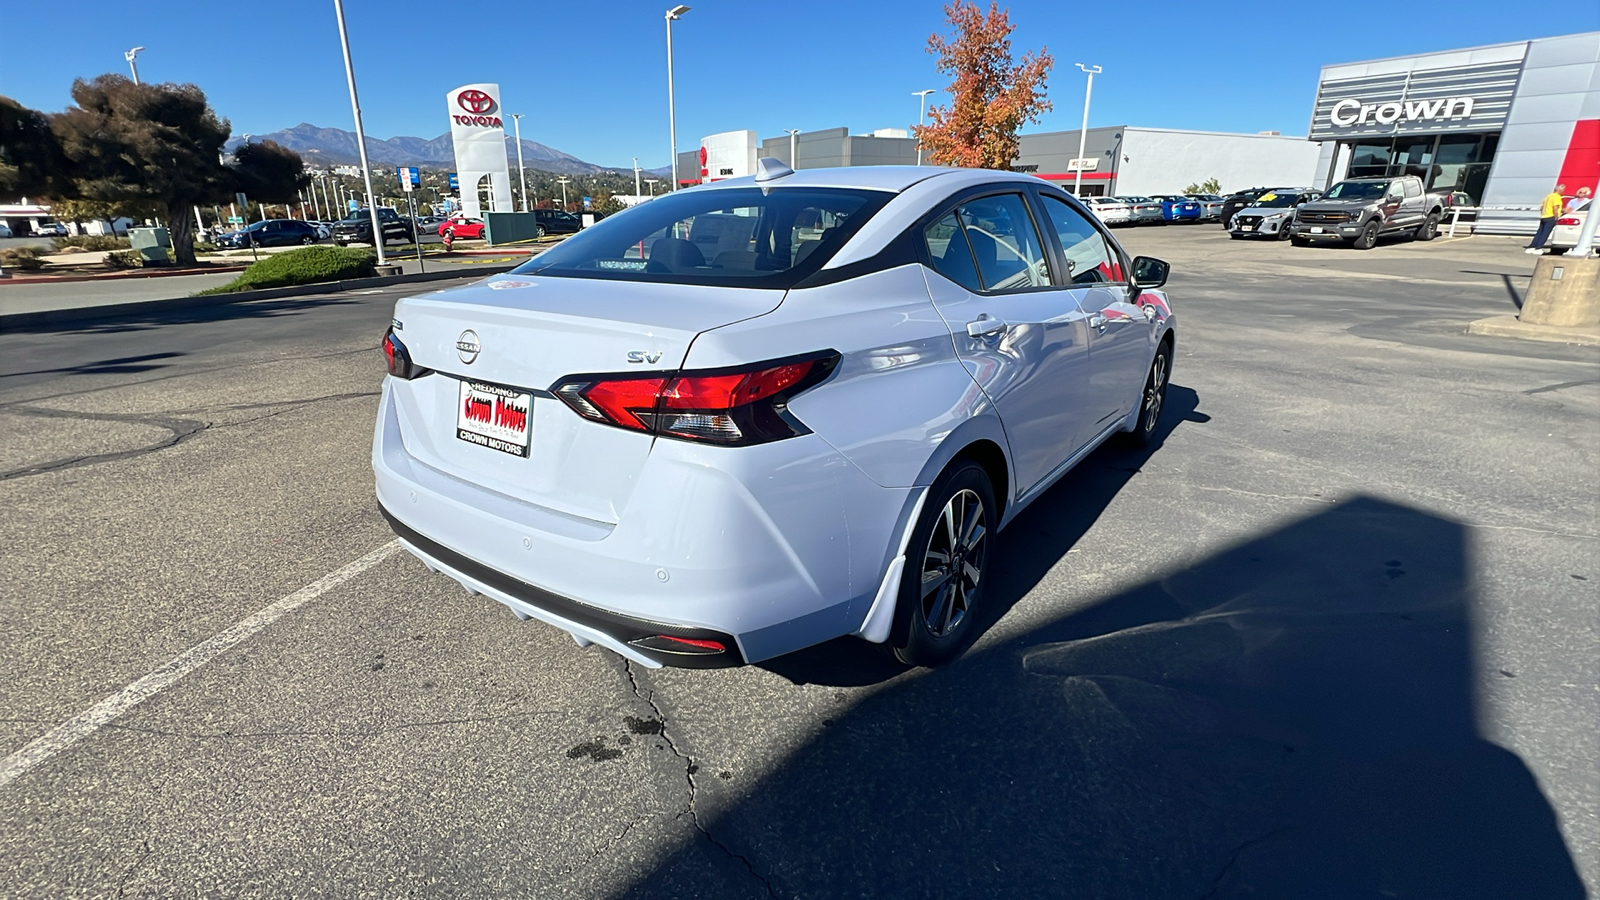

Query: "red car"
<box><xmin>439</xmin><ymin>217</ymin><xmax>485</xmax><ymax>240</ymax></box>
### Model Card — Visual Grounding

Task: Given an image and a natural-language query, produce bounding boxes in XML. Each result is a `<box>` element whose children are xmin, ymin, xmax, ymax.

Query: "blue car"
<box><xmin>1151</xmin><ymin>195</ymin><xmax>1203</xmax><ymax>223</ymax></box>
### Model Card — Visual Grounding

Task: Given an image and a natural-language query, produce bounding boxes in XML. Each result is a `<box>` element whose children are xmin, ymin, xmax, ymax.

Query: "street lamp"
<box><xmin>125</xmin><ymin>47</ymin><xmax>145</xmax><ymax>84</ymax></box>
<box><xmin>511</xmin><ymin>113</ymin><xmax>529</xmax><ymax>212</ymax></box>
<box><xmin>913</xmin><ymin>89</ymin><xmax>935</xmax><ymax>165</ymax></box>
<box><xmin>665</xmin><ymin>5</ymin><xmax>690</xmax><ymax>192</ymax></box>
<box><xmin>1073</xmin><ymin>63</ymin><xmax>1102</xmax><ymax>199</ymax></box>
<box><xmin>645</xmin><ymin>178</ymin><xmax>659</xmax><ymax>196</ymax></box>
<box><xmin>633</xmin><ymin>157</ymin><xmax>642</xmax><ymax>201</ymax></box>
<box><xmin>785</xmin><ymin>129</ymin><xmax>801</xmax><ymax>170</ymax></box>
<box><xmin>557</xmin><ymin>176</ymin><xmax>571</xmax><ymax>211</ymax></box>
<box><xmin>332</xmin><ymin>0</ymin><xmax>387</xmax><ymax>265</ymax></box>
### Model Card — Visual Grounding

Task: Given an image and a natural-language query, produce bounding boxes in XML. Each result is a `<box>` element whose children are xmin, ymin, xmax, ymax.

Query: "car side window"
<box><xmin>922</xmin><ymin>211</ymin><xmax>983</xmax><ymax>293</ymax></box>
<box><xmin>952</xmin><ymin>193</ymin><xmax>1051</xmax><ymax>291</ymax></box>
<box><xmin>1403</xmin><ymin>179</ymin><xmax>1421</xmax><ymax>198</ymax></box>
<box><xmin>1039</xmin><ymin>195</ymin><xmax>1123</xmax><ymax>285</ymax></box>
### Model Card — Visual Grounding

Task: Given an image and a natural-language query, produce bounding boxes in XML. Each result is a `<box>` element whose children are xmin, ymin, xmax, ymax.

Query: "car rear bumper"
<box><xmin>372</xmin><ymin>382</ymin><xmax>902</xmax><ymax>667</ymax></box>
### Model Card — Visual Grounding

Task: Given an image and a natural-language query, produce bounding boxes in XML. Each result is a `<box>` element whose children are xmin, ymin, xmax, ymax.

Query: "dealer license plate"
<box><xmin>1241</xmin><ymin>225</ymin><xmax>1254</xmax><ymax>232</ymax></box>
<box><xmin>456</xmin><ymin>378</ymin><xmax>532</xmax><ymax>458</ymax></box>
<box><xmin>1310</xmin><ymin>226</ymin><xmax>1324</xmax><ymax>234</ymax></box>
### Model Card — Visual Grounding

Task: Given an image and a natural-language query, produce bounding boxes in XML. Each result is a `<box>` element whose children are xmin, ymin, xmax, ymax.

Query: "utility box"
<box><xmin>128</xmin><ymin>227</ymin><xmax>172</xmax><ymax>266</ymax></box>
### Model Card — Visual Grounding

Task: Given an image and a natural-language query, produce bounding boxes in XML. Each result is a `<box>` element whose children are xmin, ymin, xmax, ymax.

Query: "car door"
<box><xmin>920</xmin><ymin>189</ymin><xmax>1097</xmax><ymax>498</ymax></box>
<box><xmin>1036</xmin><ymin>192</ymin><xmax>1153</xmax><ymax>438</ymax></box>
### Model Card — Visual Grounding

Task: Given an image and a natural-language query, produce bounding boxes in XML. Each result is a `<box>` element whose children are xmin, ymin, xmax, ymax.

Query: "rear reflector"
<box><xmin>629</xmin><ymin>635</ymin><xmax>727</xmax><ymax>655</ymax></box>
<box><xmin>552</xmin><ymin>351</ymin><xmax>839</xmax><ymax>446</ymax></box>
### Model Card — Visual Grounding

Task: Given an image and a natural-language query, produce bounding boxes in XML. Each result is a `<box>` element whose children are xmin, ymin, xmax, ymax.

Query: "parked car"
<box><xmin>1289</xmin><ymin>176</ymin><xmax>1447</xmax><ymax>249</ymax></box>
<box><xmin>1085</xmin><ymin>196</ymin><xmax>1133</xmax><ymax>226</ymax></box>
<box><xmin>0</xmin><ymin>223</ymin><xmax>12</xmax><ymax>238</ymax></box>
<box><xmin>374</xmin><ymin>162</ymin><xmax>1177</xmax><ymax>669</ymax></box>
<box><xmin>215</xmin><ymin>219</ymin><xmax>321</xmax><ymax>249</ymax></box>
<box><xmin>1119</xmin><ymin>196</ymin><xmax>1164</xmax><ymax>225</ymax></box>
<box><xmin>533</xmin><ymin>208</ymin><xmax>583</xmax><ymax>237</ymax></box>
<box><xmin>32</xmin><ymin>222</ymin><xmax>67</xmax><ymax>236</ymax></box>
<box><xmin>331</xmin><ymin>208</ymin><xmax>414</xmax><ymax>246</ymax></box>
<box><xmin>1219</xmin><ymin>187</ymin><xmax>1295</xmax><ymax>229</ymax></box>
<box><xmin>309</xmin><ymin>222</ymin><xmax>332</xmax><ymax>240</ymax></box>
<box><xmin>1228</xmin><ymin>189</ymin><xmax>1321</xmax><ymax>241</ymax></box>
<box><xmin>1548</xmin><ymin>200</ymin><xmax>1591</xmax><ymax>253</ymax></box>
<box><xmin>1152</xmin><ymin>195</ymin><xmax>1203</xmax><ymax>223</ymax></box>
<box><xmin>1188</xmin><ymin>194</ymin><xmax>1225</xmax><ymax>220</ymax></box>
<box><xmin>440</xmin><ymin>216</ymin><xmax>486</xmax><ymax>240</ymax></box>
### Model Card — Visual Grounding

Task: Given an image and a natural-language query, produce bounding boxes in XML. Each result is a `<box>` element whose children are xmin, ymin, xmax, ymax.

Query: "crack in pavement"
<box><xmin>1199</xmin><ymin>827</ymin><xmax>1291</xmax><ymax>900</ymax></box>
<box><xmin>623</xmin><ymin>659</ymin><xmax>778</xmax><ymax>899</ymax></box>
<box><xmin>0</xmin><ymin>391</ymin><xmax>379</xmax><ymax>482</ymax></box>
<box><xmin>112</xmin><ymin>837</ymin><xmax>153</xmax><ymax>899</ymax></box>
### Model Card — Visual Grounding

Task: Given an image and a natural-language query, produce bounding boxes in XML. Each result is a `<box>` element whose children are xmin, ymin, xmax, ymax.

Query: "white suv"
<box><xmin>374</xmin><ymin>162</ymin><xmax>1177</xmax><ymax>668</ymax></box>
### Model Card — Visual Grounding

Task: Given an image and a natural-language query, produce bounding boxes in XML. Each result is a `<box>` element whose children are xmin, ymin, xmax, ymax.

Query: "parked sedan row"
<box><xmin>1087</xmin><ymin>195</ymin><xmax>1221</xmax><ymax>226</ymax></box>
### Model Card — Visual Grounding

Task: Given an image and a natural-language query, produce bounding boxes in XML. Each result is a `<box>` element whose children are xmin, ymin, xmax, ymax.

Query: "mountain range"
<box><xmin>223</xmin><ymin>123</ymin><xmax>668</xmax><ymax>177</ymax></box>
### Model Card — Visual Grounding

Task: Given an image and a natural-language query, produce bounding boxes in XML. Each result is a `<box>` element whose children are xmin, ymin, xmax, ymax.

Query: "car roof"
<box><xmin>687</xmin><ymin>164</ymin><xmax>1039</xmax><ymax>195</ymax></box>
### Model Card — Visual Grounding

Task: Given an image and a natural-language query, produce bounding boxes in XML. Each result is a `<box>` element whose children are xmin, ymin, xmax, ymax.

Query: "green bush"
<box><xmin>52</xmin><ymin>235</ymin><xmax>131</xmax><ymax>252</ymax></box>
<box><xmin>198</xmin><ymin>246</ymin><xmax>377</xmax><ymax>294</ymax></box>
<box><xmin>0</xmin><ymin>246</ymin><xmax>46</xmax><ymax>270</ymax></box>
<box><xmin>105</xmin><ymin>249</ymin><xmax>143</xmax><ymax>268</ymax></box>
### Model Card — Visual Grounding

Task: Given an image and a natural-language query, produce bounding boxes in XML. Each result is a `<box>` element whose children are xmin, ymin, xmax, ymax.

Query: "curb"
<box><xmin>1467</xmin><ymin>315</ymin><xmax>1600</xmax><ymax>346</ymax></box>
<box><xmin>0</xmin><ymin>265</ymin><xmax>519</xmax><ymax>331</ymax></box>
<box><xmin>0</xmin><ymin>265</ymin><xmax>251</xmax><ymax>285</ymax></box>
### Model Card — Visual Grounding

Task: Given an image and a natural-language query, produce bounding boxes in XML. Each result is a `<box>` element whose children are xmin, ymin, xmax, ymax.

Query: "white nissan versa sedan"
<box><xmin>374</xmin><ymin>160</ymin><xmax>1177</xmax><ymax>669</ymax></box>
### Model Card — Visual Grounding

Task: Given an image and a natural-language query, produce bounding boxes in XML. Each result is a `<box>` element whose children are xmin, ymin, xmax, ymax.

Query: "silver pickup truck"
<box><xmin>1290</xmin><ymin>176</ymin><xmax>1447</xmax><ymax>250</ymax></box>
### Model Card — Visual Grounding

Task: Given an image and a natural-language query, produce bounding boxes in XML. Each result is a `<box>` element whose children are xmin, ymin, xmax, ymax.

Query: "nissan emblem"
<box><xmin>456</xmin><ymin>330</ymin><xmax>481</xmax><ymax>364</ymax></box>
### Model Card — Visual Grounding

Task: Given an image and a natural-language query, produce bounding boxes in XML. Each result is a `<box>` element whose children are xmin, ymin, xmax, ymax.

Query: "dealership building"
<box><xmin>1308</xmin><ymin>31</ymin><xmax>1599</xmax><ymax>234</ymax></box>
<box><xmin>679</xmin><ymin>125</ymin><xmax>1321</xmax><ymax>197</ymax></box>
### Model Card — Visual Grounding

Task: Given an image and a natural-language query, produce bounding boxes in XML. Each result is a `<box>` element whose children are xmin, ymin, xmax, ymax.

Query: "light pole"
<box><xmin>332</xmin><ymin>0</ymin><xmax>386</xmax><ymax>265</ymax></box>
<box><xmin>645</xmin><ymin>179</ymin><xmax>659</xmax><ymax>196</ymax></box>
<box><xmin>125</xmin><ymin>47</ymin><xmax>145</xmax><ymax>84</ymax></box>
<box><xmin>633</xmin><ymin>157</ymin><xmax>642</xmax><ymax>201</ymax></box>
<box><xmin>1073</xmin><ymin>63</ymin><xmax>1102</xmax><ymax>198</ymax></box>
<box><xmin>511</xmin><ymin>113</ymin><xmax>529</xmax><ymax>212</ymax></box>
<box><xmin>785</xmin><ymin>129</ymin><xmax>801</xmax><ymax>169</ymax></box>
<box><xmin>665</xmin><ymin>5</ymin><xmax>690</xmax><ymax>192</ymax></box>
<box><xmin>913</xmin><ymin>89</ymin><xmax>935</xmax><ymax>165</ymax></box>
<box><xmin>557</xmin><ymin>176</ymin><xmax>571</xmax><ymax>211</ymax></box>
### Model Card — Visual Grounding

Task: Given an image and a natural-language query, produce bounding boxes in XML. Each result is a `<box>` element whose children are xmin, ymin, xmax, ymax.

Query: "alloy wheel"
<box><xmin>918</xmin><ymin>489</ymin><xmax>987</xmax><ymax>638</ymax></box>
<box><xmin>1142</xmin><ymin>350</ymin><xmax>1168</xmax><ymax>435</ymax></box>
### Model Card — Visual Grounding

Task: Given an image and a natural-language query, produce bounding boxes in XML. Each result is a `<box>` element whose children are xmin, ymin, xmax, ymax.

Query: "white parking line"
<box><xmin>0</xmin><ymin>540</ymin><xmax>400</xmax><ymax>790</ymax></box>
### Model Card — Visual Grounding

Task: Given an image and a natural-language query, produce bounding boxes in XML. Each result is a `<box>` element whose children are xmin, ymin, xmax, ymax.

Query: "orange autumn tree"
<box><xmin>914</xmin><ymin>1</ymin><xmax>1054</xmax><ymax>170</ymax></box>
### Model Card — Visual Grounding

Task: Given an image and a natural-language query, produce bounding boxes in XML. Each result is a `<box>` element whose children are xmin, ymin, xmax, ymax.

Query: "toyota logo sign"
<box><xmin>457</xmin><ymin>90</ymin><xmax>495</xmax><ymax>114</ymax></box>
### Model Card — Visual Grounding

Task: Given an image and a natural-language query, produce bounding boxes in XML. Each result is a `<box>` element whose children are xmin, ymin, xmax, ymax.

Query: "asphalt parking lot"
<box><xmin>1</xmin><ymin>224</ymin><xmax>1595</xmax><ymax>898</ymax></box>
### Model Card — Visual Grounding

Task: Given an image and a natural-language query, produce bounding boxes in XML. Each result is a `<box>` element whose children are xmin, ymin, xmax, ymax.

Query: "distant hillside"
<box><xmin>224</xmin><ymin>123</ymin><xmax>669</xmax><ymax>177</ymax></box>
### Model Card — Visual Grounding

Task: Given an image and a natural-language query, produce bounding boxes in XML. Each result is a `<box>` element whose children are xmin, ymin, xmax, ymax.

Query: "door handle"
<box><xmin>966</xmin><ymin>315</ymin><xmax>1007</xmax><ymax>338</ymax></box>
<box><xmin>1088</xmin><ymin>314</ymin><xmax>1108</xmax><ymax>330</ymax></box>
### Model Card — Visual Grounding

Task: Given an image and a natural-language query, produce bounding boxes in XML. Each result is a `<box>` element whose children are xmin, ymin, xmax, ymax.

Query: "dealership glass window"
<box><xmin>1341</xmin><ymin>131</ymin><xmax>1501</xmax><ymax>205</ymax></box>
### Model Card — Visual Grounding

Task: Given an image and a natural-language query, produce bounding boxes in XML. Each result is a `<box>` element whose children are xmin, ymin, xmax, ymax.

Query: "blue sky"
<box><xmin>2</xmin><ymin>1</ymin><xmax>1594</xmax><ymax>169</ymax></box>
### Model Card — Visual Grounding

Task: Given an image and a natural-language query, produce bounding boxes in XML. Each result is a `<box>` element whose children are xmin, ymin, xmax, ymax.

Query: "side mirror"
<box><xmin>1131</xmin><ymin>256</ymin><xmax>1169</xmax><ymax>292</ymax></box>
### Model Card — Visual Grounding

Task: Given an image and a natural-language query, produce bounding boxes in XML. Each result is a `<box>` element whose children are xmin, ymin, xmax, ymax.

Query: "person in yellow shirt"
<box><xmin>1526</xmin><ymin>183</ymin><xmax>1566</xmax><ymax>254</ymax></box>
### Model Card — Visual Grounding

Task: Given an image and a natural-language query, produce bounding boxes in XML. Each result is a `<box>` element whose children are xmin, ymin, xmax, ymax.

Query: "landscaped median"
<box><xmin>194</xmin><ymin>246</ymin><xmax>376</xmax><ymax>295</ymax></box>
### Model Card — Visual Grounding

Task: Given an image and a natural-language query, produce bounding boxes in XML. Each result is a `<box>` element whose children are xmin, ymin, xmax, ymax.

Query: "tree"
<box><xmin>913</xmin><ymin>1</ymin><xmax>1053</xmax><ymax>170</ymax></box>
<box><xmin>0</xmin><ymin>95</ymin><xmax>72</xmax><ymax>201</ymax></box>
<box><xmin>1184</xmin><ymin>177</ymin><xmax>1222</xmax><ymax>195</ymax></box>
<box><xmin>49</xmin><ymin>75</ymin><xmax>307</xmax><ymax>265</ymax></box>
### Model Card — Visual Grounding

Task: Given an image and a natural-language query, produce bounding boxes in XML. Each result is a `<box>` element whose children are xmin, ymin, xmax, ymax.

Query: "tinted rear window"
<box><xmin>512</xmin><ymin>187</ymin><xmax>891</xmax><ymax>289</ymax></box>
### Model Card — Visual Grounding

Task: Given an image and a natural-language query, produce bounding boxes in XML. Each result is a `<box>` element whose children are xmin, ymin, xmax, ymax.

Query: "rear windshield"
<box><xmin>1324</xmin><ymin>181</ymin><xmax>1387</xmax><ymax>200</ymax></box>
<box><xmin>511</xmin><ymin>187</ymin><xmax>892</xmax><ymax>288</ymax></box>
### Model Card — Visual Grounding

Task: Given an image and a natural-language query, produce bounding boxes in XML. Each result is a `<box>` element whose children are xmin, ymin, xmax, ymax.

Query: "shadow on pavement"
<box><xmin>0</xmin><ymin>294</ymin><xmax>363</xmax><ymax>336</ymax></box>
<box><xmin>626</xmin><ymin>482</ymin><xmax>1585</xmax><ymax>896</ymax></box>
<box><xmin>0</xmin><ymin>351</ymin><xmax>185</xmax><ymax>379</ymax></box>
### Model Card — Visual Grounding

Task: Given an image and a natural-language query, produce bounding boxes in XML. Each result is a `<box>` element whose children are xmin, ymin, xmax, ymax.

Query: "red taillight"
<box><xmin>1557</xmin><ymin>217</ymin><xmax>1580</xmax><ymax>226</ymax></box>
<box><xmin>552</xmin><ymin>352</ymin><xmax>838</xmax><ymax>445</ymax></box>
<box><xmin>382</xmin><ymin>328</ymin><xmax>431</xmax><ymax>380</ymax></box>
<box><xmin>629</xmin><ymin>635</ymin><xmax>727</xmax><ymax>655</ymax></box>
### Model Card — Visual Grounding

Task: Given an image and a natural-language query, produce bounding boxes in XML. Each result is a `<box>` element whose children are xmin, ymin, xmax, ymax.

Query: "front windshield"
<box><xmin>1324</xmin><ymin>181</ymin><xmax>1387</xmax><ymax>200</ymax></box>
<box><xmin>512</xmin><ymin>186</ymin><xmax>891</xmax><ymax>289</ymax></box>
<box><xmin>1252</xmin><ymin>192</ymin><xmax>1303</xmax><ymax>209</ymax></box>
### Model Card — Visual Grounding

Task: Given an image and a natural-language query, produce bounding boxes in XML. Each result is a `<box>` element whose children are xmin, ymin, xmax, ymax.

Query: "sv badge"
<box><xmin>626</xmin><ymin>351</ymin><xmax>663</xmax><ymax>364</ymax></box>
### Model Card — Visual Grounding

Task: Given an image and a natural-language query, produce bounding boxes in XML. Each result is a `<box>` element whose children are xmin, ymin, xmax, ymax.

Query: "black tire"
<box><xmin>889</xmin><ymin>462</ymin><xmax>996</xmax><ymax>667</ymax></box>
<box><xmin>535</xmin><ymin>224</ymin><xmax>547</xmax><ymax>238</ymax></box>
<box><xmin>300</xmin><ymin>236</ymin><xmax>314</xmax><ymax>246</ymax></box>
<box><xmin>1120</xmin><ymin>339</ymin><xmax>1171</xmax><ymax>449</ymax></box>
<box><xmin>1277</xmin><ymin>220</ymin><xmax>1295</xmax><ymax>241</ymax></box>
<box><xmin>1353</xmin><ymin>220</ymin><xmax>1380</xmax><ymax>250</ymax></box>
<box><xmin>1415</xmin><ymin>213</ymin><xmax>1439</xmax><ymax>242</ymax></box>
